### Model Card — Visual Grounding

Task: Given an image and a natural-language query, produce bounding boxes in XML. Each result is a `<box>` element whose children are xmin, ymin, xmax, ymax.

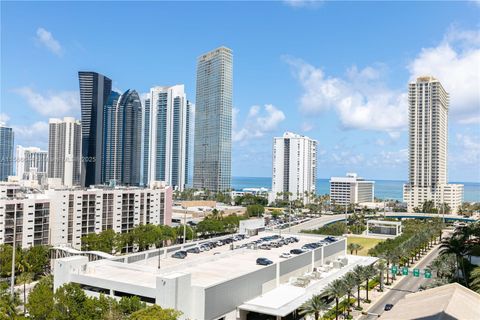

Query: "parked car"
<box><xmin>259</xmin><ymin>244</ymin><xmax>271</xmax><ymax>250</ymax></box>
<box><xmin>256</xmin><ymin>258</ymin><xmax>273</xmax><ymax>266</ymax></box>
<box><xmin>200</xmin><ymin>244</ymin><xmax>210</xmax><ymax>251</ymax></box>
<box><xmin>290</xmin><ymin>249</ymin><xmax>304</xmax><ymax>255</ymax></box>
<box><xmin>280</xmin><ymin>252</ymin><xmax>291</xmax><ymax>258</ymax></box>
<box><xmin>384</xmin><ymin>304</ymin><xmax>394</xmax><ymax>311</ymax></box>
<box><xmin>171</xmin><ymin>251</ymin><xmax>187</xmax><ymax>259</ymax></box>
<box><xmin>186</xmin><ymin>247</ymin><xmax>200</xmax><ymax>254</ymax></box>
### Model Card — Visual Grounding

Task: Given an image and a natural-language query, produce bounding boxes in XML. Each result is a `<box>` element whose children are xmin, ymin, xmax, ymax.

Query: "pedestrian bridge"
<box><xmin>51</xmin><ymin>246</ymin><xmax>115</xmax><ymax>262</ymax></box>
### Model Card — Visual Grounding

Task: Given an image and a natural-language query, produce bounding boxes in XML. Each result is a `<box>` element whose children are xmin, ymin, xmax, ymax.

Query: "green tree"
<box><xmin>363</xmin><ymin>264</ymin><xmax>377</xmax><ymax>302</ymax></box>
<box><xmin>470</xmin><ymin>267</ymin><xmax>480</xmax><ymax>294</ymax></box>
<box><xmin>342</xmin><ymin>272</ymin><xmax>357</xmax><ymax>317</ymax></box>
<box><xmin>17</xmin><ymin>272</ymin><xmax>33</xmax><ymax>314</ymax></box>
<box><xmin>440</xmin><ymin>235</ymin><xmax>469</xmax><ymax>286</ymax></box>
<box><xmin>129</xmin><ymin>305</ymin><xmax>182</xmax><ymax>320</ymax></box>
<box><xmin>324</xmin><ymin>279</ymin><xmax>346</xmax><ymax>320</ymax></box>
<box><xmin>246</xmin><ymin>204</ymin><xmax>265</xmax><ymax>218</ymax></box>
<box><xmin>51</xmin><ymin>283</ymin><xmax>88</xmax><ymax>320</ymax></box>
<box><xmin>118</xmin><ymin>296</ymin><xmax>146</xmax><ymax>316</ymax></box>
<box><xmin>26</xmin><ymin>276</ymin><xmax>54</xmax><ymax>320</ymax></box>
<box><xmin>376</xmin><ymin>260</ymin><xmax>387</xmax><ymax>291</ymax></box>
<box><xmin>0</xmin><ymin>244</ymin><xmax>13</xmax><ymax>277</ymax></box>
<box><xmin>298</xmin><ymin>294</ymin><xmax>327</xmax><ymax>320</ymax></box>
<box><xmin>0</xmin><ymin>281</ymin><xmax>21</xmax><ymax>320</ymax></box>
<box><xmin>352</xmin><ymin>265</ymin><xmax>365</xmax><ymax>308</ymax></box>
<box><xmin>24</xmin><ymin>245</ymin><xmax>50</xmax><ymax>276</ymax></box>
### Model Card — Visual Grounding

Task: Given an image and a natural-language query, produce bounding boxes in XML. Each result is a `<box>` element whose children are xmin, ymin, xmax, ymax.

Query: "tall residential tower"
<box><xmin>0</xmin><ymin>125</ymin><xmax>14</xmax><ymax>181</ymax></box>
<box><xmin>47</xmin><ymin>117</ymin><xmax>82</xmax><ymax>187</ymax></box>
<box><xmin>78</xmin><ymin>71</ymin><xmax>112</xmax><ymax>187</ymax></box>
<box><xmin>271</xmin><ymin>132</ymin><xmax>317</xmax><ymax>204</ymax></box>
<box><xmin>103</xmin><ymin>89</ymin><xmax>142</xmax><ymax>186</ymax></box>
<box><xmin>403</xmin><ymin>76</ymin><xmax>463</xmax><ymax>213</ymax></box>
<box><xmin>144</xmin><ymin>85</ymin><xmax>190</xmax><ymax>190</ymax></box>
<box><xmin>193</xmin><ymin>46</ymin><xmax>233</xmax><ymax>192</ymax></box>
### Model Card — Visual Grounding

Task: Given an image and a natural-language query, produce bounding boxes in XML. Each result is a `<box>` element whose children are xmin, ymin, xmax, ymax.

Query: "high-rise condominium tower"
<box><xmin>144</xmin><ymin>85</ymin><xmax>190</xmax><ymax>190</ymax></box>
<box><xmin>16</xmin><ymin>146</ymin><xmax>48</xmax><ymax>183</ymax></box>
<box><xmin>103</xmin><ymin>89</ymin><xmax>142</xmax><ymax>186</ymax></box>
<box><xmin>193</xmin><ymin>46</ymin><xmax>233</xmax><ymax>192</ymax></box>
<box><xmin>271</xmin><ymin>132</ymin><xmax>317</xmax><ymax>204</ymax></box>
<box><xmin>78</xmin><ymin>71</ymin><xmax>112</xmax><ymax>187</ymax></box>
<box><xmin>0</xmin><ymin>125</ymin><xmax>14</xmax><ymax>181</ymax></box>
<box><xmin>48</xmin><ymin>117</ymin><xmax>82</xmax><ymax>187</ymax></box>
<box><xmin>403</xmin><ymin>76</ymin><xmax>463</xmax><ymax>213</ymax></box>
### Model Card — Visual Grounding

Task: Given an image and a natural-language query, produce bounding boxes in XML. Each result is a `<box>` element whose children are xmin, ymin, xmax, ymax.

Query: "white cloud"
<box><xmin>454</xmin><ymin>133</ymin><xmax>480</xmax><ymax>165</ymax></box>
<box><xmin>14</xmin><ymin>87</ymin><xmax>79</xmax><ymax>117</ymax></box>
<box><xmin>0</xmin><ymin>113</ymin><xmax>10</xmax><ymax>125</ymax></box>
<box><xmin>285</xmin><ymin>56</ymin><xmax>407</xmax><ymax>133</ymax></box>
<box><xmin>301</xmin><ymin>121</ymin><xmax>314</xmax><ymax>132</ymax></box>
<box><xmin>36</xmin><ymin>27</ymin><xmax>63</xmax><ymax>56</ymax></box>
<box><xmin>458</xmin><ymin>116</ymin><xmax>480</xmax><ymax>125</ymax></box>
<box><xmin>408</xmin><ymin>28</ymin><xmax>480</xmax><ymax>121</ymax></box>
<box><xmin>284</xmin><ymin>0</ymin><xmax>323</xmax><ymax>8</ymax></box>
<box><xmin>233</xmin><ymin>104</ymin><xmax>286</xmax><ymax>143</ymax></box>
<box><xmin>12</xmin><ymin>121</ymin><xmax>49</xmax><ymax>148</ymax></box>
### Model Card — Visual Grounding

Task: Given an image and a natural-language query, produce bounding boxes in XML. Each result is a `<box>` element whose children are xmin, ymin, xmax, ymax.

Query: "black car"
<box><xmin>186</xmin><ymin>247</ymin><xmax>200</xmax><ymax>254</ymax></box>
<box><xmin>256</xmin><ymin>258</ymin><xmax>273</xmax><ymax>266</ymax></box>
<box><xmin>290</xmin><ymin>249</ymin><xmax>304</xmax><ymax>255</ymax></box>
<box><xmin>384</xmin><ymin>304</ymin><xmax>394</xmax><ymax>311</ymax></box>
<box><xmin>171</xmin><ymin>251</ymin><xmax>187</xmax><ymax>259</ymax></box>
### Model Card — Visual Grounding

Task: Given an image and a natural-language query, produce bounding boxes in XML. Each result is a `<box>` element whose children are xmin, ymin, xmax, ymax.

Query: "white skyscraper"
<box><xmin>403</xmin><ymin>76</ymin><xmax>463</xmax><ymax>213</ymax></box>
<box><xmin>330</xmin><ymin>173</ymin><xmax>374</xmax><ymax>205</ymax></box>
<box><xmin>15</xmin><ymin>146</ymin><xmax>48</xmax><ymax>182</ymax></box>
<box><xmin>143</xmin><ymin>85</ymin><xmax>190</xmax><ymax>191</ymax></box>
<box><xmin>271</xmin><ymin>132</ymin><xmax>317</xmax><ymax>204</ymax></box>
<box><xmin>48</xmin><ymin>117</ymin><xmax>82</xmax><ymax>187</ymax></box>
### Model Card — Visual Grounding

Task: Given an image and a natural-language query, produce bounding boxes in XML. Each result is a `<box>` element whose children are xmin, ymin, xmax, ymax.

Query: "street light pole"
<box><xmin>183</xmin><ymin>208</ymin><xmax>187</xmax><ymax>245</ymax></box>
<box><xmin>10</xmin><ymin>209</ymin><xmax>17</xmax><ymax>296</ymax></box>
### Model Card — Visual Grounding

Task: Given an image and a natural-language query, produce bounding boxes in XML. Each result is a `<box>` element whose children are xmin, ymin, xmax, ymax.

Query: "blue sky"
<box><xmin>1</xmin><ymin>1</ymin><xmax>479</xmax><ymax>182</ymax></box>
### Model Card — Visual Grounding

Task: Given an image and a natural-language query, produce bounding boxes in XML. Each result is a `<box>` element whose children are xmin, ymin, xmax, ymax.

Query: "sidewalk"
<box><xmin>352</xmin><ymin>239</ymin><xmax>443</xmax><ymax>319</ymax></box>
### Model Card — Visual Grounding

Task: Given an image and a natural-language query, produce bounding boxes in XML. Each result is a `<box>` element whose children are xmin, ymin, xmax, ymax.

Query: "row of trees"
<box><xmin>413</xmin><ymin>200</ymin><xmax>451</xmax><ymax>214</ymax></box>
<box><xmin>368</xmin><ymin>219</ymin><xmax>443</xmax><ymax>284</ymax></box>
<box><xmin>432</xmin><ymin>221</ymin><xmax>480</xmax><ymax>291</ymax></box>
<box><xmin>0</xmin><ymin>245</ymin><xmax>50</xmax><ymax>279</ymax></box>
<box><xmin>299</xmin><ymin>264</ymin><xmax>380</xmax><ymax>320</ymax></box>
<box><xmin>1</xmin><ymin>276</ymin><xmax>181</xmax><ymax>320</ymax></box>
<box><xmin>82</xmin><ymin>213</ymin><xmax>246</xmax><ymax>254</ymax></box>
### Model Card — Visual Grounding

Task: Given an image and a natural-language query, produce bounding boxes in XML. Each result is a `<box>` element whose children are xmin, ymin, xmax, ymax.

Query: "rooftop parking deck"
<box><xmin>79</xmin><ymin>232</ymin><xmax>345</xmax><ymax>288</ymax></box>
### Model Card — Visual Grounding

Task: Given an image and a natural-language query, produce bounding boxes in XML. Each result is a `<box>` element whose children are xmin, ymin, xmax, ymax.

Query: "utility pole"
<box><xmin>183</xmin><ymin>208</ymin><xmax>187</xmax><ymax>244</ymax></box>
<box><xmin>345</xmin><ymin>202</ymin><xmax>348</xmax><ymax>226</ymax></box>
<box><xmin>10</xmin><ymin>210</ymin><xmax>17</xmax><ymax>296</ymax></box>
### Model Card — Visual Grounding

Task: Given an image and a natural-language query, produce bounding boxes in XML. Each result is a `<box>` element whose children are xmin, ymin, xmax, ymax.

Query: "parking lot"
<box><xmin>132</xmin><ymin>231</ymin><xmax>344</xmax><ymax>286</ymax></box>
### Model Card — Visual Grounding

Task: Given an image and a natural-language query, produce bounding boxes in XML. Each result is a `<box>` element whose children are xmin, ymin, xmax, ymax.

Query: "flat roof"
<box><xmin>379</xmin><ymin>283</ymin><xmax>480</xmax><ymax>320</ymax></box>
<box><xmin>239</xmin><ymin>255</ymin><xmax>377</xmax><ymax>317</ymax></box>
<box><xmin>76</xmin><ymin>232</ymin><xmax>345</xmax><ymax>289</ymax></box>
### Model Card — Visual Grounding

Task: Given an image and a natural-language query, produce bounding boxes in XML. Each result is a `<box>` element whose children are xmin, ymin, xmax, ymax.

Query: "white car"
<box><xmin>280</xmin><ymin>252</ymin><xmax>291</xmax><ymax>258</ymax></box>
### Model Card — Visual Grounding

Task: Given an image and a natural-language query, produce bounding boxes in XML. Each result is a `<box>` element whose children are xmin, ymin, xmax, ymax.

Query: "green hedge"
<box><xmin>321</xmin><ymin>298</ymin><xmax>356</xmax><ymax>320</ymax></box>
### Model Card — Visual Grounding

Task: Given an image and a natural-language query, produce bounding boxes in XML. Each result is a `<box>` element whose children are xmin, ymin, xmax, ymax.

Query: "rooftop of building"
<box><xmin>70</xmin><ymin>232</ymin><xmax>346</xmax><ymax>289</ymax></box>
<box><xmin>379</xmin><ymin>282</ymin><xmax>480</xmax><ymax>320</ymax></box>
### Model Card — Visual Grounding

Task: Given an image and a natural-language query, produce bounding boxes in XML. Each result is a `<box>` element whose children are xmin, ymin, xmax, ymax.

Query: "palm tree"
<box><xmin>298</xmin><ymin>294</ymin><xmax>328</xmax><ymax>320</ymax></box>
<box><xmin>352</xmin><ymin>265</ymin><xmax>365</xmax><ymax>308</ymax></box>
<box><xmin>17</xmin><ymin>272</ymin><xmax>33</xmax><ymax>314</ymax></box>
<box><xmin>376</xmin><ymin>259</ymin><xmax>386</xmax><ymax>291</ymax></box>
<box><xmin>324</xmin><ymin>279</ymin><xmax>346</xmax><ymax>320</ymax></box>
<box><xmin>363</xmin><ymin>265</ymin><xmax>376</xmax><ymax>302</ymax></box>
<box><xmin>355</xmin><ymin>244</ymin><xmax>363</xmax><ymax>255</ymax></box>
<box><xmin>342</xmin><ymin>272</ymin><xmax>356</xmax><ymax>317</ymax></box>
<box><xmin>470</xmin><ymin>267</ymin><xmax>480</xmax><ymax>294</ymax></box>
<box><xmin>440</xmin><ymin>236</ymin><xmax>469</xmax><ymax>286</ymax></box>
<box><xmin>347</xmin><ymin>243</ymin><xmax>357</xmax><ymax>254</ymax></box>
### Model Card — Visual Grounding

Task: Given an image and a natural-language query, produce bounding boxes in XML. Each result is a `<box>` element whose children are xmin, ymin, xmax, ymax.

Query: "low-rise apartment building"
<box><xmin>330</xmin><ymin>173</ymin><xmax>374</xmax><ymax>206</ymax></box>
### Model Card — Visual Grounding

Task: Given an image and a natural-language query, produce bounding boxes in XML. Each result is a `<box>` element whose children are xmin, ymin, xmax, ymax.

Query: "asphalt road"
<box><xmin>362</xmin><ymin>244</ymin><xmax>441</xmax><ymax>319</ymax></box>
<box><xmin>287</xmin><ymin>214</ymin><xmax>347</xmax><ymax>233</ymax></box>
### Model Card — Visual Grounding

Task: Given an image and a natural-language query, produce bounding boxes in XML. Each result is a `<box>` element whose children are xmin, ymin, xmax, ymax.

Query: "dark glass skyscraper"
<box><xmin>103</xmin><ymin>89</ymin><xmax>142</xmax><ymax>186</ymax></box>
<box><xmin>193</xmin><ymin>46</ymin><xmax>233</xmax><ymax>192</ymax></box>
<box><xmin>78</xmin><ymin>71</ymin><xmax>112</xmax><ymax>187</ymax></box>
<box><xmin>0</xmin><ymin>125</ymin><xmax>14</xmax><ymax>181</ymax></box>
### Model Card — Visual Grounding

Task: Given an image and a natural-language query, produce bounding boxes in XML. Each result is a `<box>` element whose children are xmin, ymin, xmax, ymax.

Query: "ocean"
<box><xmin>231</xmin><ymin>177</ymin><xmax>480</xmax><ymax>202</ymax></box>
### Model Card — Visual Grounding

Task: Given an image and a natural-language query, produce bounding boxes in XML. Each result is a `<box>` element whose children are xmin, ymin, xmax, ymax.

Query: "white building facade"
<box><xmin>330</xmin><ymin>173</ymin><xmax>374</xmax><ymax>205</ymax></box>
<box><xmin>15</xmin><ymin>146</ymin><xmax>48</xmax><ymax>184</ymax></box>
<box><xmin>271</xmin><ymin>132</ymin><xmax>317</xmax><ymax>204</ymax></box>
<box><xmin>403</xmin><ymin>76</ymin><xmax>463</xmax><ymax>214</ymax></box>
<box><xmin>48</xmin><ymin>117</ymin><xmax>82</xmax><ymax>187</ymax></box>
<box><xmin>144</xmin><ymin>85</ymin><xmax>190</xmax><ymax>191</ymax></box>
<box><xmin>0</xmin><ymin>183</ymin><xmax>173</xmax><ymax>249</ymax></box>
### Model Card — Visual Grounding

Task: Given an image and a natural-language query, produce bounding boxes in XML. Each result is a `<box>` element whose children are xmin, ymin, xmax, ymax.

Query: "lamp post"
<box><xmin>10</xmin><ymin>209</ymin><xmax>17</xmax><ymax>296</ymax></box>
<box><xmin>183</xmin><ymin>208</ymin><xmax>187</xmax><ymax>245</ymax></box>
